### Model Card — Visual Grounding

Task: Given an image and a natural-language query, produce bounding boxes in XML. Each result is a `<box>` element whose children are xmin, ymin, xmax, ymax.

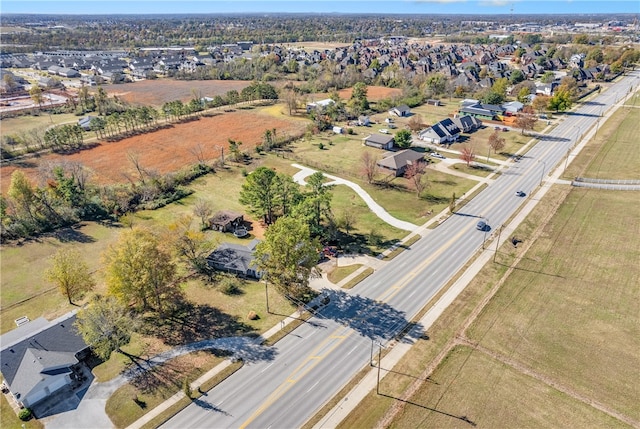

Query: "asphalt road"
<box><xmin>162</xmin><ymin>72</ymin><xmax>639</xmax><ymax>429</ymax></box>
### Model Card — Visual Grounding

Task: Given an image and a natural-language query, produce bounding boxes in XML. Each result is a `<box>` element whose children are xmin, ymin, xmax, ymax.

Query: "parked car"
<box><xmin>494</xmin><ymin>126</ymin><xmax>501</xmax><ymax>131</ymax></box>
<box><xmin>502</xmin><ymin>127</ymin><xmax>509</xmax><ymax>132</ymax></box>
<box><xmin>430</xmin><ymin>152</ymin><xmax>445</xmax><ymax>159</ymax></box>
<box><xmin>379</xmin><ymin>128</ymin><xmax>389</xmax><ymax>134</ymax></box>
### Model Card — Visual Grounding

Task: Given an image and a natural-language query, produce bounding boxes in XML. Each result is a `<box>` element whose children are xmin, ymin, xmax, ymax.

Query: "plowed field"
<box><xmin>1</xmin><ymin>108</ymin><xmax>308</xmax><ymax>192</ymax></box>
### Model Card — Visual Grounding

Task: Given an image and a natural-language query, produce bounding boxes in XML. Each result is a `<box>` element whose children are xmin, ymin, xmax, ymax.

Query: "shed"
<box><xmin>209</xmin><ymin>210</ymin><xmax>244</xmax><ymax>232</ymax></box>
<box><xmin>363</xmin><ymin>133</ymin><xmax>394</xmax><ymax>150</ymax></box>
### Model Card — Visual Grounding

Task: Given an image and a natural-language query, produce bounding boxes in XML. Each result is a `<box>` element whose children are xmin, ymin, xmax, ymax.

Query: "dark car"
<box><xmin>476</xmin><ymin>220</ymin><xmax>487</xmax><ymax>231</ymax></box>
<box><xmin>515</xmin><ymin>190</ymin><xmax>526</xmax><ymax>197</ymax></box>
<box><xmin>502</xmin><ymin>127</ymin><xmax>509</xmax><ymax>132</ymax></box>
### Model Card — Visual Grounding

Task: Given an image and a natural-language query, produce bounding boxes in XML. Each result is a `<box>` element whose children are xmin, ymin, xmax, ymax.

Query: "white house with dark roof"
<box><xmin>416</xmin><ymin>118</ymin><xmax>461</xmax><ymax>145</ymax></box>
<box><xmin>0</xmin><ymin>312</ymin><xmax>90</xmax><ymax>409</ymax></box>
<box><xmin>389</xmin><ymin>104</ymin><xmax>411</xmax><ymax>117</ymax></box>
<box><xmin>206</xmin><ymin>239</ymin><xmax>262</xmax><ymax>278</ymax></box>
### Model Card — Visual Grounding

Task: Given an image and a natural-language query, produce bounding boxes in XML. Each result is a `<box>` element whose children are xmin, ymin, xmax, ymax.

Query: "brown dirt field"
<box><xmin>1</xmin><ymin>109</ymin><xmax>308</xmax><ymax>192</ymax></box>
<box><xmin>102</xmin><ymin>79</ymin><xmax>252</xmax><ymax>107</ymax></box>
<box><xmin>337</xmin><ymin>86</ymin><xmax>403</xmax><ymax>101</ymax></box>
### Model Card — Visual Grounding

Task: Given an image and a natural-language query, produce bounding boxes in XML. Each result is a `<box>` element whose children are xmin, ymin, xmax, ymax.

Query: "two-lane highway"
<box><xmin>162</xmin><ymin>71</ymin><xmax>638</xmax><ymax>429</ymax></box>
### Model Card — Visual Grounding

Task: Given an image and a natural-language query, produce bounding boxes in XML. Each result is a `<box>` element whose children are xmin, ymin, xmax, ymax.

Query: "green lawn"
<box><xmin>0</xmin><ymin>112</ymin><xmax>81</xmax><ymax>137</ymax></box>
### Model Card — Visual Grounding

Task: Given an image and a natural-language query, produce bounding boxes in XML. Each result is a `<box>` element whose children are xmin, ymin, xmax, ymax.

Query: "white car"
<box><xmin>379</xmin><ymin>128</ymin><xmax>389</xmax><ymax>134</ymax></box>
<box><xmin>430</xmin><ymin>152</ymin><xmax>445</xmax><ymax>159</ymax></box>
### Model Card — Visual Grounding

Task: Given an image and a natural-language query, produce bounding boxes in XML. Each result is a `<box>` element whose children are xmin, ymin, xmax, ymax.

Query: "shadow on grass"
<box><xmin>52</xmin><ymin>225</ymin><xmax>96</xmax><ymax>243</ymax></box>
<box><xmin>378</xmin><ymin>393</ymin><xmax>476</xmax><ymax>426</ymax></box>
<box><xmin>139</xmin><ymin>301</ymin><xmax>257</xmax><ymax>346</ymax></box>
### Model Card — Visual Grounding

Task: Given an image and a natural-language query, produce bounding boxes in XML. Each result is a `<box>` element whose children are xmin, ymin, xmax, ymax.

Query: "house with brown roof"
<box><xmin>209</xmin><ymin>210</ymin><xmax>244</xmax><ymax>232</ymax></box>
<box><xmin>376</xmin><ymin>149</ymin><xmax>425</xmax><ymax>177</ymax></box>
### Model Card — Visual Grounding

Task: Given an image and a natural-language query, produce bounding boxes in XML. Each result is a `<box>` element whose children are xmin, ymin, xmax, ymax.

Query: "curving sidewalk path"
<box><xmin>291</xmin><ymin>163</ymin><xmax>418</xmax><ymax>232</ymax></box>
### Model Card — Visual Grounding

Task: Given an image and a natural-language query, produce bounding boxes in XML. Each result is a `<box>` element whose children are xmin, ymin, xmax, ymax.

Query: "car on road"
<box><xmin>515</xmin><ymin>190</ymin><xmax>526</xmax><ymax>197</ymax></box>
<box><xmin>476</xmin><ymin>220</ymin><xmax>487</xmax><ymax>231</ymax></box>
<box><xmin>502</xmin><ymin>127</ymin><xmax>509</xmax><ymax>132</ymax></box>
<box><xmin>494</xmin><ymin>126</ymin><xmax>501</xmax><ymax>131</ymax></box>
<box><xmin>430</xmin><ymin>152</ymin><xmax>445</xmax><ymax>159</ymax></box>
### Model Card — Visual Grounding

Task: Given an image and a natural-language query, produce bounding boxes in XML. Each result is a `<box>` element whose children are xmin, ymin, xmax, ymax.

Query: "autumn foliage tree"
<box><xmin>407</xmin><ymin>114</ymin><xmax>426</xmax><ymax>132</ymax></box>
<box><xmin>460</xmin><ymin>145</ymin><xmax>476</xmax><ymax>167</ymax></box>
<box><xmin>488</xmin><ymin>131</ymin><xmax>506</xmax><ymax>159</ymax></box>
<box><xmin>104</xmin><ymin>227</ymin><xmax>178</xmax><ymax>313</ymax></box>
<box><xmin>514</xmin><ymin>112</ymin><xmax>537</xmax><ymax>135</ymax></box>
<box><xmin>45</xmin><ymin>249</ymin><xmax>95</xmax><ymax>304</ymax></box>
<box><xmin>404</xmin><ymin>160</ymin><xmax>428</xmax><ymax>197</ymax></box>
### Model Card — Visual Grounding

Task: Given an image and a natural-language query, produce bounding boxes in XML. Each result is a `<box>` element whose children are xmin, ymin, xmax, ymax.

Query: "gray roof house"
<box><xmin>376</xmin><ymin>149</ymin><xmax>425</xmax><ymax>177</ymax></box>
<box><xmin>206</xmin><ymin>239</ymin><xmax>262</xmax><ymax>279</ymax></box>
<box><xmin>417</xmin><ymin>118</ymin><xmax>461</xmax><ymax>145</ymax></box>
<box><xmin>389</xmin><ymin>104</ymin><xmax>411</xmax><ymax>117</ymax></box>
<box><xmin>363</xmin><ymin>133</ymin><xmax>394</xmax><ymax>150</ymax></box>
<box><xmin>452</xmin><ymin>115</ymin><xmax>483</xmax><ymax>133</ymax></box>
<box><xmin>0</xmin><ymin>312</ymin><xmax>90</xmax><ymax>409</ymax></box>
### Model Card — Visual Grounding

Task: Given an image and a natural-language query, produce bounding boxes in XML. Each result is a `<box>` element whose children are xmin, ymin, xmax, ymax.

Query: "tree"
<box><xmin>253</xmin><ymin>216</ymin><xmax>320</xmax><ymax>302</ymax></box>
<box><xmin>74</xmin><ymin>295</ymin><xmax>137</xmax><ymax>360</ymax></box>
<box><xmin>360</xmin><ymin>151</ymin><xmax>378</xmax><ymax>184</ymax></box>
<box><xmin>509</xmin><ymin>69</ymin><xmax>525</xmax><ymax>85</ymax></box>
<box><xmin>29</xmin><ymin>85</ymin><xmax>44</xmax><ymax>110</ymax></box>
<box><xmin>514</xmin><ymin>112</ymin><xmax>537</xmax><ymax>135</ymax></box>
<box><xmin>488</xmin><ymin>131</ymin><xmax>506</xmax><ymax>159</ymax></box>
<box><xmin>103</xmin><ymin>227</ymin><xmax>178</xmax><ymax>313</ymax></box>
<box><xmin>294</xmin><ymin>172</ymin><xmax>333</xmax><ymax>237</ymax></box>
<box><xmin>45</xmin><ymin>249</ymin><xmax>95</xmax><ymax>304</ymax></box>
<box><xmin>239</xmin><ymin>166</ymin><xmax>279</xmax><ymax>225</ymax></box>
<box><xmin>165</xmin><ymin>215</ymin><xmax>215</xmax><ymax>274</ymax></box>
<box><xmin>394</xmin><ymin>129</ymin><xmax>412</xmax><ymax>149</ymax></box>
<box><xmin>540</xmin><ymin>71</ymin><xmax>556</xmax><ymax>84</ymax></box>
<box><xmin>532</xmin><ymin>95</ymin><xmax>550</xmax><ymax>114</ymax></box>
<box><xmin>460</xmin><ymin>145</ymin><xmax>476</xmax><ymax>167</ymax></box>
<box><xmin>548</xmin><ymin>88</ymin><xmax>572</xmax><ymax>112</ymax></box>
<box><xmin>348</xmin><ymin>82</ymin><xmax>369</xmax><ymax>114</ymax></box>
<box><xmin>404</xmin><ymin>161</ymin><xmax>428</xmax><ymax>197</ymax></box>
<box><xmin>193</xmin><ymin>199</ymin><xmax>213</xmax><ymax>230</ymax></box>
<box><xmin>407</xmin><ymin>114</ymin><xmax>426</xmax><ymax>132</ymax></box>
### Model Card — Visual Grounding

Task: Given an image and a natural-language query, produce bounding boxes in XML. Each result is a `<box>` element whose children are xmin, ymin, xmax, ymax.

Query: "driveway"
<box><xmin>291</xmin><ymin>163</ymin><xmax>418</xmax><ymax>232</ymax></box>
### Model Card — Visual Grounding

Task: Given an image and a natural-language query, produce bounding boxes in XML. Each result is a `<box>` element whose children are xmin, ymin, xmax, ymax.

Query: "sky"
<box><xmin>0</xmin><ymin>0</ymin><xmax>638</xmax><ymax>16</ymax></box>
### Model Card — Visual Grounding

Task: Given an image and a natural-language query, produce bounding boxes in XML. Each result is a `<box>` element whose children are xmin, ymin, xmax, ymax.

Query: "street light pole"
<box><xmin>494</xmin><ymin>225</ymin><xmax>503</xmax><ymax>263</ymax></box>
<box><xmin>482</xmin><ymin>217</ymin><xmax>489</xmax><ymax>250</ymax></box>
<box><xmin>538</xmin><ymin>160</ymin><xmax>546</xmax><ymax>186</ymax></box>
<box><xmin>376</xmin><ymin>343</ymin><xmax>382</xmax><ymax>395</ymax></box>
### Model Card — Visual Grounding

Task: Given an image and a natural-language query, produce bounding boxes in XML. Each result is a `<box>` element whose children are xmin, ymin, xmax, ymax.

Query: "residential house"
<box><xmin>389</xmin><ymin>104</ymin><xmax>411</xmax><ymax>117</ymax></box>
<box><xmin>502</xmin><ymin>101</ymin><xmax>524</xmax><ymax>115</ymax></box>
<box><xmin>209</xmin><ymin>210</ymin><xmax>244</xmax><ymax>233</ymax></box>
<box><xmin>306</xmin><ymin>98</ymin><xmax>335</xmax><ymax>113</ymax></box>
<box><xmin>417</xmin><ymin>118</ymin><xmax>461</xmax><ymax>145</ymax></box>
<box><xmin>0</xmin><ymin>312</ymin><xmax>90</xmax><ymax>410</ymax></box>
<box><xmin>363</xmin><ymin>133</ymin><xmax>394</xmax><ymax>150</ymax></box>
<box><xmin>357</xmin><ymin>115</ymin><xmax>371</xmax><ymax>126</ymax></box>
<box><xmin>206</xmin><ymin>239</ymin><xmax>262</xmax><ymax>278</ymax></box>
<box><xmin>376</xmin><ymin>149</ymin><xmax>425</xmax><ymax>177</ymax></box>
<box><xmin>452</xmin><ymin>115</ymin><xmax>482</xmax><ymax>133</ymax></box>
<box><xmin>77</xmin><ymin>116</ymin><xmax>97</xmax><ymax>131</ymax></box>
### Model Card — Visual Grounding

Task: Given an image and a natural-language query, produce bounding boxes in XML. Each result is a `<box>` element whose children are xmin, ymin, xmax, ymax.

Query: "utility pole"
<box><xmin>264</xmin><ymin>278</ymin><xmax>270</xmax><ymax>313</ymax></box>
<box><xmin>494</xmin><ymin>225</ymin><xmax>503</xmax><ymax>263</ymax></box>
<box><xmin>376</xmin><ymin>343</ymin><xmax>382</xmax><ymax>395</ymax></box>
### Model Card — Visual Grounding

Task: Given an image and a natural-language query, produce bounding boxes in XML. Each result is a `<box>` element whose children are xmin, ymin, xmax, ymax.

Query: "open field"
<box><xmin>0</xmin><ymin>105</ymin><xmax>308</xmax><ymax>193</ymax></box>
<box><xmin>335</xmin><ymin>91</ymin><xmax>640</xmax><ymax>428</ymax></box>
<box><xmin>102</xmin><ymin>79</ymin><xmax>253</xmax><ymax>107</ymax></box>
<box><xmin>0</xmin><ymin>112</ymin><xmax>80</xmax><ymax>136</ymax></box>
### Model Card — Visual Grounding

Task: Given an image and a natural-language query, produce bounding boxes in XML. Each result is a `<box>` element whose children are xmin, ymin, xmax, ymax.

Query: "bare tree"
<box><xmin>189</xmin><ymin>143</ymin><xmax>207</xmax><ymax>165</ymax></box>
<box><xmin>338</xmin><ymin>210</ymin><xmax>357</xmax><ymax>234</ymax></box>
<box><xmin>460</xmin><ymin>145</ymin><xmax>476</xmax><ymax>167</ymax></box>
<box><xmin>193</xmin><ymin>199</ymin><xmax>213</xmax><ymax>230</ymax></box>
<box><xmin>127</xmin><ymin>151</ymin><xmax>147</xmax><ymax>185</ymax></box>
<box><xmin>360</xmin><ymin>151</ymin><xmax>379</xmax><ymax>184</ymax></box>
<box><xmin>407</xmin><ymin>114</ymin><xmax>426</xmax><ymax>132</ymax></box>
<box><xmin>404</xmin><ymin>161</ymin><xmax>428</xmax><ymax>197</ymax></box>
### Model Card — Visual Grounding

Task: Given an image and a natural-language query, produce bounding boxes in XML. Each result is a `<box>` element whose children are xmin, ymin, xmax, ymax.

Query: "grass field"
<box><xmin>0</xmin><ymin>112</ymin><xmax>81</xmax><ymax>137</ymax></box>
<box><xmin>334</xmin><ymin>89</ymin><xmax>640</xmax><ymax>428</ymax></box>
